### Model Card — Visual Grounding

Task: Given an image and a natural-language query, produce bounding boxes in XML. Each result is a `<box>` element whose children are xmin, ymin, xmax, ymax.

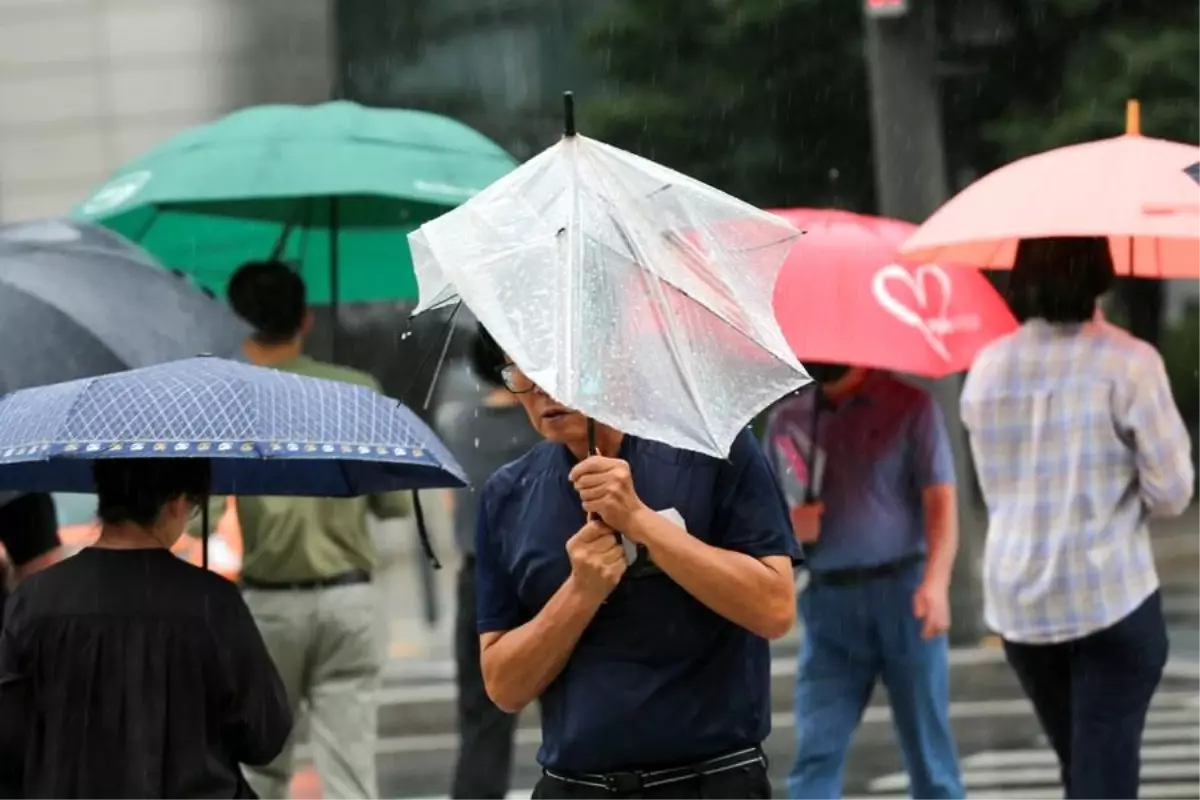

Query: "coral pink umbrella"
<box><xmin>771</xmin><ymin>208</ymin><xmax>1018</xmax><ymax>378</ymax></box>
<box><xmin>901</xmin><ymin>101</ymin><xmax>1199</xmax><ymax>278</ymax></box>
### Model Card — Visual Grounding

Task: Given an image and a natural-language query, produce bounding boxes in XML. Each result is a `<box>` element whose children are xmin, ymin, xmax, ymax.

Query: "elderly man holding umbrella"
<box><xmin>472</xmin><ymin>328</ymin><xmax>798</xmax><ymax>799</ymax></box>
<box><xmin>406</xmin><ymin>96</ymin><xmax>809</xmax><ymax>798</ymax></box>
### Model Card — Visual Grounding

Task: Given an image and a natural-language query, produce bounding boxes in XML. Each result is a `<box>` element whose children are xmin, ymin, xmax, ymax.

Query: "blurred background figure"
<box><xmin>435</xmin><ymin>326</ymin><xmax>542</xmax><ymax>799</ymax></box>
<box><xmin>0</xmin><ymin>493</ymin><xmax>61</xmax><ymax>628</ymax></box>
<box><xmin>0</xmin><ymin>459</ymin><xmax>291</xmax><ymax>799</ymax></box>
<box><xmin>207</xmin><ymin>260</ymin><xmax>413</xmax><ymax>800</ymax></box>
<box><xmin>764</xmin><ymin>364</ymin><xmax>963</xmax><ymax>800</ymax></box>
<box><xmin>961</xmin><ymin>236</ymin><xmax>1195</xmax><ymax>800</ymax></box>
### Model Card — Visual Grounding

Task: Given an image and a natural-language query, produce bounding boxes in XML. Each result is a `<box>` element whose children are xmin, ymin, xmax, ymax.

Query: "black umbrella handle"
<box><xmin>563</xmin><ymin>91</ymin><xmax>576</xmax><ymax>137</ymax></box>
<box><xmin>586</xmin><ymin>417</ymin><xmax>601</xmax><ymax>522</ymax></box>
<box><xmin>412</xmin><ymin>490</ymin><xmax>441</xmax><ymax>570</ymax></box>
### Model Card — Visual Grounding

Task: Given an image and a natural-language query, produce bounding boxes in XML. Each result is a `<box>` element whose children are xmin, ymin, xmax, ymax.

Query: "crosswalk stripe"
<box><xmin>868</xmin><ymin>694</ymin><xmax>1200</xmax><ymax>797</ymax></box>
<box><xmin>872</xmin><ymin>784</ymin><xmax>1200</xmax><ymax>800</ymax></box>
<box><xmin>963</xmin><ymin>743</ymin><xmax>1198</xmax><ymax>769</ymax></box>
<box><xmin>1043</xmin><ymin>724</ymin><xmax>1199</xmax><ymax>745</ymax></box>
<box><xmin>1146</xmin><ymin>724</ymin><xmax>1200</xmax><ymax>742</ymax></box>
<box><xmin>401</xmin><ymin>793</ymin><xmax>533</xmax><ymax>800</ymax></box>
<box><xmin>297</xmin><ymin>691</ymin><xmax>1200</xmax><ymax>761</ymax></box>
<box><xmin>364</xmin><ymin>683</ymin><xmax>1200</xmax><ymax>799</ymax></box>
<box><xmin>871</xmin><ymin>761</ymin><xmax>1200</xmax><ymax>793</ymax></box>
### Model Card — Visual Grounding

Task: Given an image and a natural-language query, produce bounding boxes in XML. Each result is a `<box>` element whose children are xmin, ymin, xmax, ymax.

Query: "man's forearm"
<box><xmin>480</xmin><ymin>576</ymin><xmax>602</xmax><ymax>713</ymax></box>
<box><xmin>629</xmin><ymin>509</ymin><xmax>795</xmax><ymax>640</ymax></box>
<box><xmin>922</xmin><ymin>484</ymin><xmax>958</xmax><ymax>587</ymax></box>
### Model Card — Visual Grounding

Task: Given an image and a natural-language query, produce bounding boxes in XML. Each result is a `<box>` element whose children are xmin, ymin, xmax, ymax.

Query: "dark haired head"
<box><xmin>227</xmin><ymin>260</ymin><xmax>308</xmax><ymax>345</ymax></box>
<box><xmin>0</xmin><ymin>493</ymin><xmax>57</xmax><ymax>567</ymax></box>
<box><xmin>93</xmin><ymin>458</ymin><xmax>211</xmax><ymax>528</ymax></box>
<box><xmin>469</xmin><ymin>324</ymin><xmax>507</xmax><ymax>388</ymax></box>
<box><xmin>1007</xmin><ymin>236</ymin><xmax>1115</xmax><ymax>324</ymax></box>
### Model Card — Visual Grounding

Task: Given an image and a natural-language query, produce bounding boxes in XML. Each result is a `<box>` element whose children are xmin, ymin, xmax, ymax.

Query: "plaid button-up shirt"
<box><xmin>961</xmin><ymin>318</ymin><xmax>1194</xmax><ymax>644</ymax></box>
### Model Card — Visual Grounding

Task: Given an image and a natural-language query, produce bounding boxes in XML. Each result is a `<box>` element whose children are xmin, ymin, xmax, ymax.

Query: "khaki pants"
<box><xmin>242</xmin><ymin>582</ymin><xmax>380</xmax><ymax>799</ymax></box>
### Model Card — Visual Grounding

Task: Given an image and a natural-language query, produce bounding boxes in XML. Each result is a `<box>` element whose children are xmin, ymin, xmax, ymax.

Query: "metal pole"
<box><xmin>863</xmin><ymin>0</ymin><xmax>986</xmax><ymax>644</ymax></box>
<box><xmin>329</xmin><ymin>197</ymin><xmax>341</xmax><ymax>361</ymax></box>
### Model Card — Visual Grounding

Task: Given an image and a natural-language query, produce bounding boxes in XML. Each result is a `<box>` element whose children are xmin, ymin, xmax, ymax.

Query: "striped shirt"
<box><xmin>961</xmin><ymin>318</ymin><xmax>1194</xmax><ymax>644</ymax></box>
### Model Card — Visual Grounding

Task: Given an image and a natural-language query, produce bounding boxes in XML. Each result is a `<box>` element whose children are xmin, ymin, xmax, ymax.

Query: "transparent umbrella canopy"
<box><xmin>408</xmin><ymin>94</ymin><xmax>810</xmax><ymax>458</ymax></box>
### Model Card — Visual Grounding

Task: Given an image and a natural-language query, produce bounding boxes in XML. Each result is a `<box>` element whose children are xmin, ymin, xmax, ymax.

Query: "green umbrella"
<box><xmin>71</xmin><ymin>101</ymin><xmax>517</xmax><ymax>311</ymax></box>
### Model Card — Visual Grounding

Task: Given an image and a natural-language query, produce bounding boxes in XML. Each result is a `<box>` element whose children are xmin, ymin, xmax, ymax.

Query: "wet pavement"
<box><xmin>285</xmin><ymin>503</ymin><xmax>1200</xmax><ymax>799</ymax></box>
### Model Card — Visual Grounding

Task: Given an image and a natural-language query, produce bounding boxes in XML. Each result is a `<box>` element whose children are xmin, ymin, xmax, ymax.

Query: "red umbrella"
<box><xmin>770</xmin><ymin>208</ymin><xmax>1018</xmax><ymax>378</ymax></box>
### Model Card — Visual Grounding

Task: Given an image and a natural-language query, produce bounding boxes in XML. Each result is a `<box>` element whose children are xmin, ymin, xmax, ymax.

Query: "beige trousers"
<box><xmin>242</xmin><ymin>582</ymin><xmax>380</xmax><ymax>799</ymax></box>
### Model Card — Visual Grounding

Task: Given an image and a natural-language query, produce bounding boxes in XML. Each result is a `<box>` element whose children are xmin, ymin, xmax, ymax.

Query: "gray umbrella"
<box><xmin>0</xmin><ymin>218</ymin><xmax>250</xmax><ymax>396</ymax></box>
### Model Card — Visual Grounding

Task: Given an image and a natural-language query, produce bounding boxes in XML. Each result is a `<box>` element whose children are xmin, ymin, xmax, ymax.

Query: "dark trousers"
<box><xmin>452</xmin><ymin>557</ymin><xmax>518</xmax><ymax>799</ymax></box>
<box><xmin>532</xmin><ymin>761</ymin><xmax>771</xmax><ymax>799</ymax></box>
<box><xmin>1003</xmin><ymin>591</ymin><xmax>1169</xmax><ymax>800</ymax></box>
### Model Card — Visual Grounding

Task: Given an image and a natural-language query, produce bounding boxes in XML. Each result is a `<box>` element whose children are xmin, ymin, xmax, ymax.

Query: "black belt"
<box><xmin>808</xmin><ymin>552</ymin><xmax>923</xmax><ymax>587</ymax></box>
<box><xmin>241</xmin><ymin>568</ymin><xmax>371</xmax><ymax>592</ymax></box>
<box><xmin>543</xmin><ymin>746</ymin><xmax>765</xmax><ymax>793</ymax></box>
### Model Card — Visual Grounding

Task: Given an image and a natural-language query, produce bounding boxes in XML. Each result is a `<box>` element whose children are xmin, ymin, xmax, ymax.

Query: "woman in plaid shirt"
<box><xmin>961</xmin><ymin>237</ymin><xmax>1194</xmax><ymax>800</ymax></box>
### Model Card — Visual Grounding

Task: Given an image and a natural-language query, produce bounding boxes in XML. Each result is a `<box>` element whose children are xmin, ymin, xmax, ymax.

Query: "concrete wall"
<box><xmin>0</xmin><ymin>0</ymin><xmax>335</xmax><ymax>222</ymax></box>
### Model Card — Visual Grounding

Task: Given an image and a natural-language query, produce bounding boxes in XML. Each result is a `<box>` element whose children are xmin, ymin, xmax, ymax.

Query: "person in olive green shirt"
<box><xmin>198</xmin><ymin>260</ymin><xmax>411</xmax><ymax>800</ymax></box>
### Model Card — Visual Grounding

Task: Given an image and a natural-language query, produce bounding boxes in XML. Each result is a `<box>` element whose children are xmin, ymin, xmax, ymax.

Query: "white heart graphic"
<box><xmin>872</xmin><ymin>263</ymin><xmax>956</xmax><ymax>360</ymax></box>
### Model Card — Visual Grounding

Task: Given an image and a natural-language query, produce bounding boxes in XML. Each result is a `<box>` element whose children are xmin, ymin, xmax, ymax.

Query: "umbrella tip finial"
<box><xmin>563</xmin><ymin>91</ymin><xmax>576</xmax><ymax>137</ymax></box>
<box><xmin>1125</xmin><ymin>98</ymin><xmax>1141</xmax><ymax>136</ymax></box>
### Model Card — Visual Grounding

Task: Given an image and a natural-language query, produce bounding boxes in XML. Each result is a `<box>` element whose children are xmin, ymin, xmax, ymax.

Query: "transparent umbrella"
<box><xmin>408</xmin><ymin>94</ymin><xmax>810</xmax><ymax>458</ymax></box>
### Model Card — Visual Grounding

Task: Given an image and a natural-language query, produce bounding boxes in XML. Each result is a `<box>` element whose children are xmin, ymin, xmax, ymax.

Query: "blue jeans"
<box><xmin>787</xmin><ymin>562</ymin><xmax>964</xmax><ymax>799</ymax></box>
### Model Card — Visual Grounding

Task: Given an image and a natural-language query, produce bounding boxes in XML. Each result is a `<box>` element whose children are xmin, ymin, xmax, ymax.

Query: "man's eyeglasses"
<box><xmin>499</xmin><ymin>364</ymin><xmax>535</xmax><ymax>394</ymax></box>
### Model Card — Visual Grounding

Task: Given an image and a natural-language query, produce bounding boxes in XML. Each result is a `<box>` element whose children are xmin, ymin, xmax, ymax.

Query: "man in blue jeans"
<box><xmin>764</xmin><ymin>364</ymin><xmax>964</xmax><ymax>799</ymax></box>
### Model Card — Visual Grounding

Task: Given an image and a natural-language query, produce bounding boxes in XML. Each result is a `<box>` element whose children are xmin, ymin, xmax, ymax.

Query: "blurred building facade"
<box><xmin>333</xmin><ymin>0</ymin><xmax>612</xmax><ymax>159</ymax></box>
<box><xmin>0</xmin><ymin>0</ymin><xmax>614</xmax><ymax>427</ymax></box>
<box><xmin>0</xmin><ymin>0</ymin><xmax>334</xmax><ymax>222</ymax></box>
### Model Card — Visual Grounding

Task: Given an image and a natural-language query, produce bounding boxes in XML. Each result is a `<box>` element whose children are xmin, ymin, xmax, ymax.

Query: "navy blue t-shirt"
<box><xmin>474</xmin><ymin>427</ymin><xmax>799</xmax><ymax>773</ymax></box>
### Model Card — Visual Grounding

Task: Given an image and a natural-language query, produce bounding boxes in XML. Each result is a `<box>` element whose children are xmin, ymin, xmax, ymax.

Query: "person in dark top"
<box><xmin>0</xmin><ymin>493</ymin><xmax>62</xmax><ymax>625</ymax></box>
<box><xmin>435</xmin><ymin>329</ymin><xmax>543</xmax><ymax>799</ymax></box>
<box><xmin>0</xmin><ymin>458</ymin><xmax>292</xmax><ymax>799</ymax></box>
<box><xmin>473</xmin><ymin>327</ymin><xmax>800</xmax><ymax>800</ymax></box>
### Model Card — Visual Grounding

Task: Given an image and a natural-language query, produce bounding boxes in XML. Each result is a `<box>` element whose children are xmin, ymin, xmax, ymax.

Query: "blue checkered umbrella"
<box><xmin>0</xmin><ymin>356</ymin><xmax>466</xmax><ymax>495</ymax></box>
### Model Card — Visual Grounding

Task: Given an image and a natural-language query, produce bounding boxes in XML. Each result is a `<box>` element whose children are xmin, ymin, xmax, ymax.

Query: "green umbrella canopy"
<box><xmin>71</xmin><ymin>101</ymin><xmax>517</xmax><ymax>304</ymax></box>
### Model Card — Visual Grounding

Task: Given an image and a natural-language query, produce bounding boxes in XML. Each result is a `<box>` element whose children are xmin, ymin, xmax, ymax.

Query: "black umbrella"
<box><xmin>0</xmin><ymin>219</ymin><xmax>249</xmax><ymax>395</ymax></box>
<box><xmin>1186</xmin><ymin>162</ymin><xmax>1199</xmax><ymax>184</ymax></box>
